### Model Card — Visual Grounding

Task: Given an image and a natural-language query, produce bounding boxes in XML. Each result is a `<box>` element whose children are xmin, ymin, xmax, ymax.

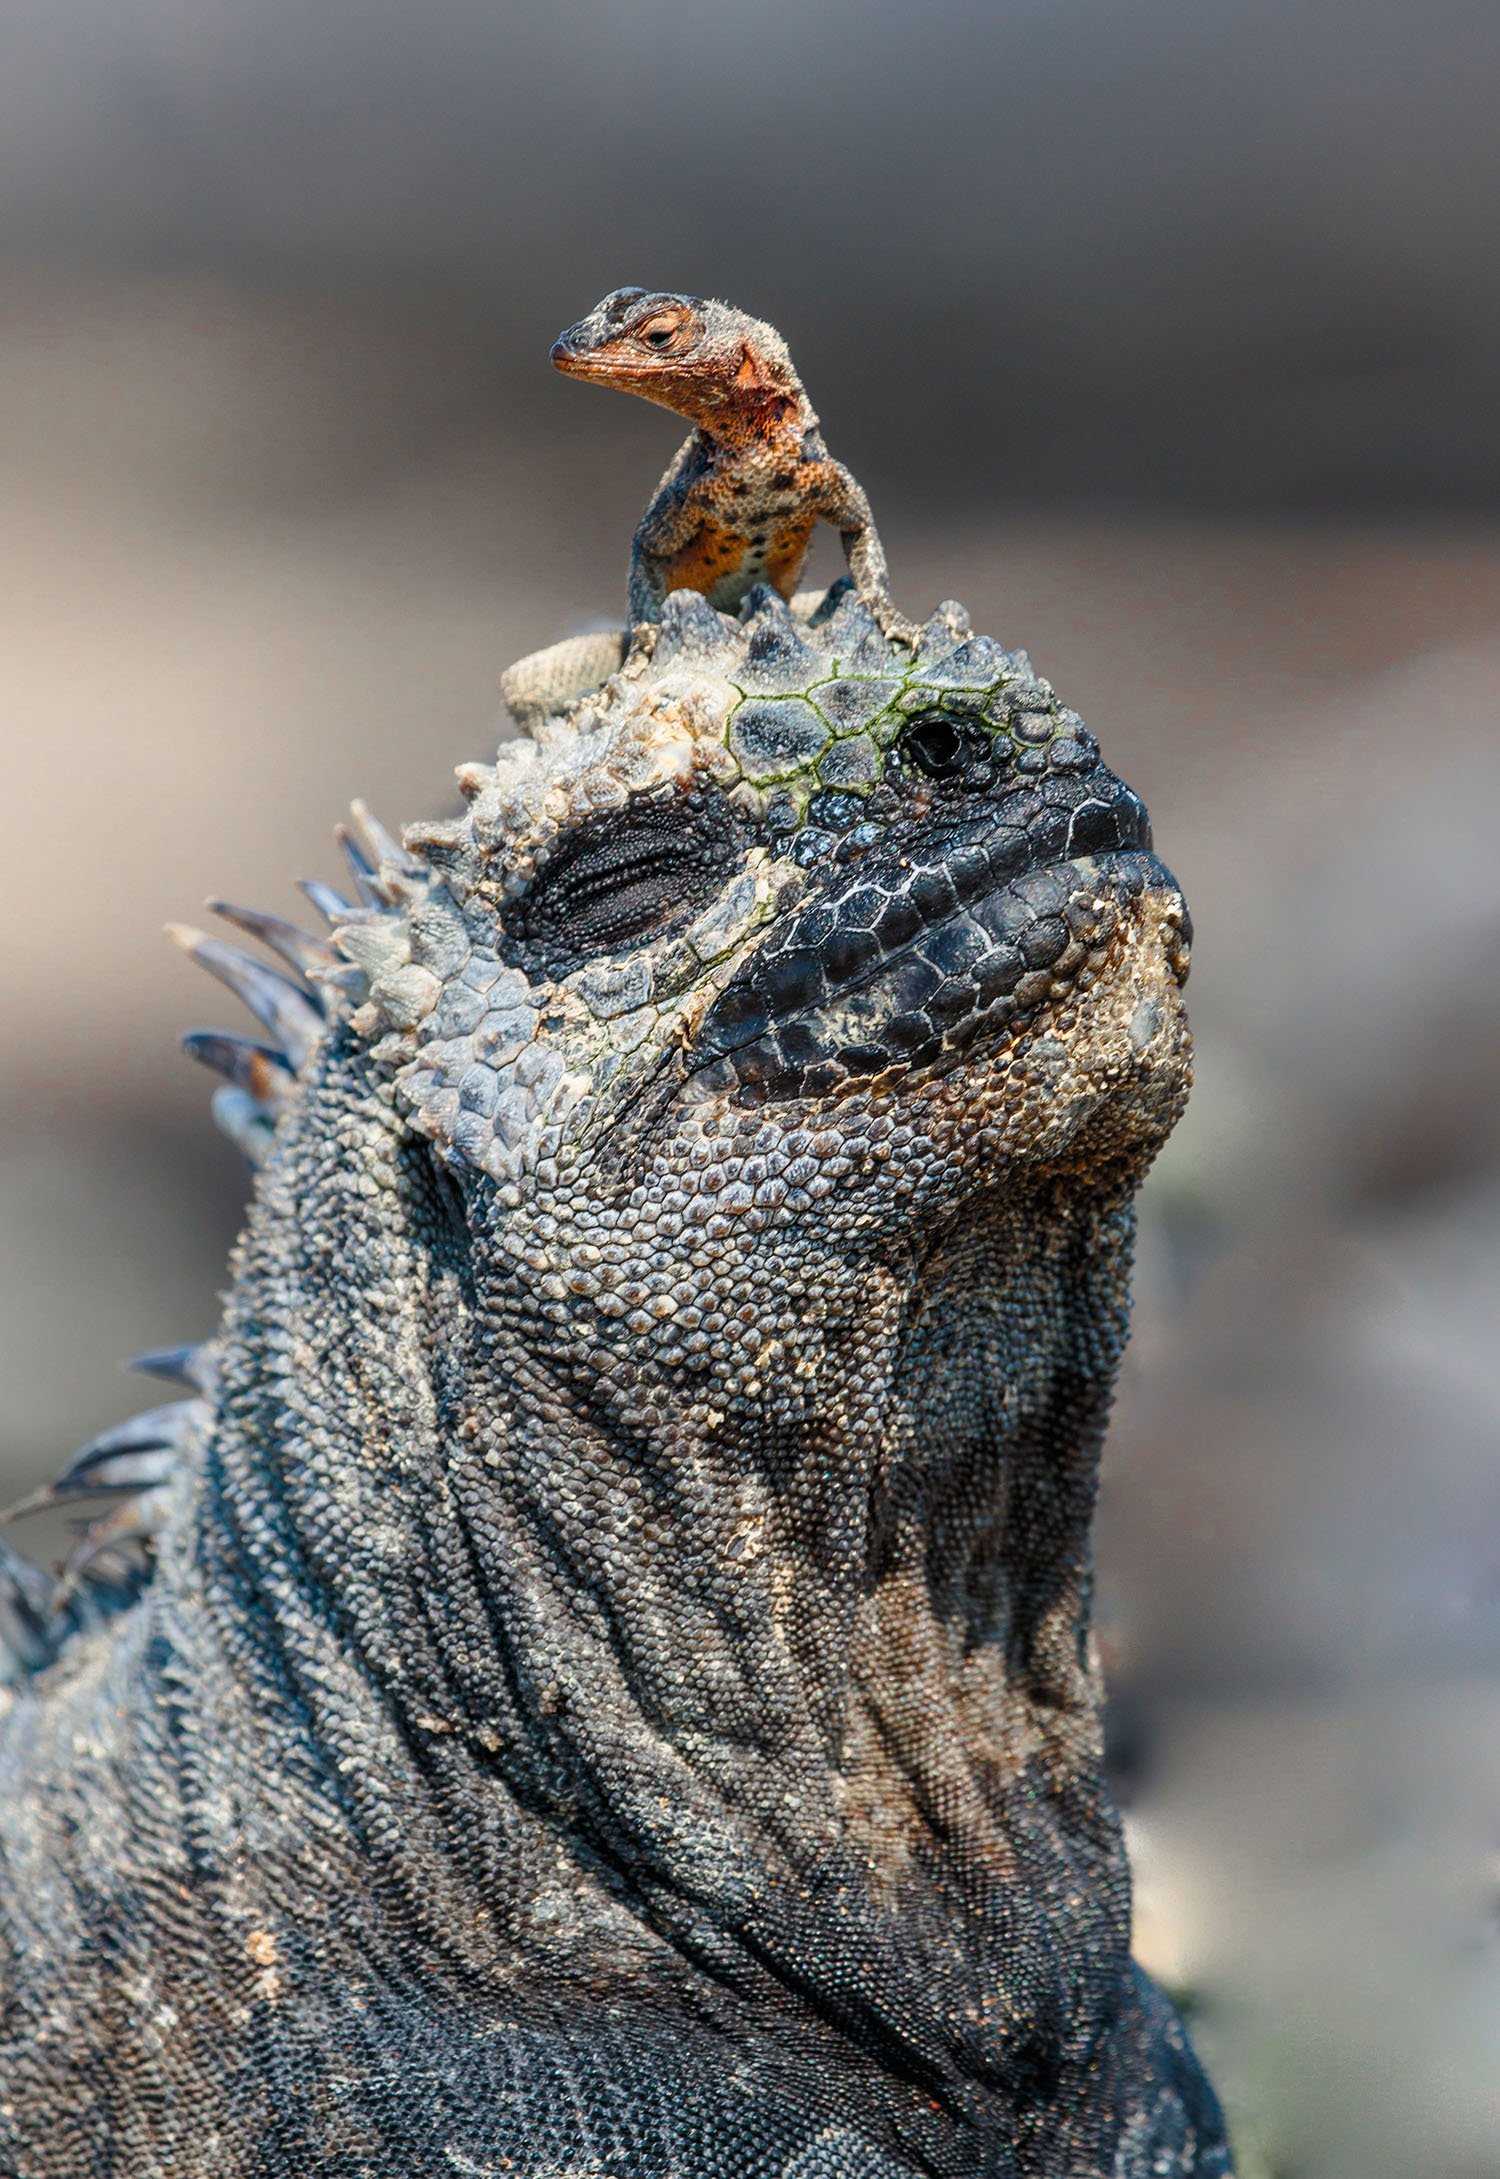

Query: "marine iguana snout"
<box><xmin>691</xmin><ymin>720</ymin><xmax>1185</xmax><ymax>1104</ymax></box>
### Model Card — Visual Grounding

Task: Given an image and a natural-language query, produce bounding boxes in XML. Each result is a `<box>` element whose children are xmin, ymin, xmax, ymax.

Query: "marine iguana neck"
<box><xmin>183</xmin><ymin>997</ymin><xmax>1155</xmax><ymax>2125</ymax></box>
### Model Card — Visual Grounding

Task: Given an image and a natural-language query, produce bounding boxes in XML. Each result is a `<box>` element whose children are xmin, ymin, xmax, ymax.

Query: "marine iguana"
<box><xmin>0</xmin><ymin>580</ymin><xmax>1231</xmax><ymax>2177</ymax></box>
<box><xmin>551</xmin><ymin>288</ymin><xmax>920</xmax><ymax>643</ymax></box>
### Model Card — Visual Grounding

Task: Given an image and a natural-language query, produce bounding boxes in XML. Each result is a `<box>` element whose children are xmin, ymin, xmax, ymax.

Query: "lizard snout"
<box><xmin>551</xmin><ymin>324</ymin><xmax>599</xmax><ymax>374</ymax></box>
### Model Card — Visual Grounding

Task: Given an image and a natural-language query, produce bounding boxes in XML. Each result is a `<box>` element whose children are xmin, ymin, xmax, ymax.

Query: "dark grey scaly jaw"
<box><xmin>690</xmin><ymin>768</ymin><xmax>1189</xmax><ymax>1102</ymax></box>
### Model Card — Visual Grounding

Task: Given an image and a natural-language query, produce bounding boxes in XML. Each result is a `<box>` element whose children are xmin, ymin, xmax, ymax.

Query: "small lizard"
<box><xmin>551</xmin><ymin>286</ymin><xmax>920</xmax><ymax>643</ymax></box>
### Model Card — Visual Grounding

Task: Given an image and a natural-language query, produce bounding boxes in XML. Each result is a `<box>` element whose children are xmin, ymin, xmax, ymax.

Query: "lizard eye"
<box><xmin>899</xmin><ymin>711</ymin><xmax>978</xmax><ymax>780</ymax></box>
<box><xmin>638</xmin><ymin>314</ymin><xmax>684</xmax><ymax>350</ymax></box>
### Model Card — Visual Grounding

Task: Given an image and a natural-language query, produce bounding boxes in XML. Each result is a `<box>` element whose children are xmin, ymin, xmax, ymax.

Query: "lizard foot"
<box><xmin>869</xmin><ymin>605</ymin><xmax>924</xmax><ymax>649</ymax></box>
<box><xmin>623</xmin><ymin>622</ymin><xmax>661</xmax><ymax>671</ymax></box>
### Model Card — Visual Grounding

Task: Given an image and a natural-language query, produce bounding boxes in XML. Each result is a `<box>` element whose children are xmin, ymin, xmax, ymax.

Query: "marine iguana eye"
<box><xmin>505</xmin><ymin>791</ymin><xmax>747</xmax><ymax>970</ymax></box>
<box><xmin>899</xmin><ymin>710</ymin><xmax>983</xmax><ymax>780</ymax></box>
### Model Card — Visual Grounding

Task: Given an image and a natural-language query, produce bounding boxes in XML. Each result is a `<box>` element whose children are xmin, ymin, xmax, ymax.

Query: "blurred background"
<box><xmin>3</xmin><ymin>1</ymin><xmax>1498</xmax><ymax>2168</ymax></box>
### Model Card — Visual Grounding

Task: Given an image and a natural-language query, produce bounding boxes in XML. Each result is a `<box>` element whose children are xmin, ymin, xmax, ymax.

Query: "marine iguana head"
<box><xmin>354</xmin><ymin>584</ymin><xmax>1190</xmax><ymax>1219</ymax></box>
<box><xmin>551</xmin><ymin>286</ymin><xmax>803</xmax><ymax>426</ymax></box>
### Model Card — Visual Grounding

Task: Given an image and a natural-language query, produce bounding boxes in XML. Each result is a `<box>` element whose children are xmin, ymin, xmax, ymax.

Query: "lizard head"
<box><xmin>551</xmin><ymin>287</ymin><xmax>800</xmax><ymax>424</ymax></box>
<box><xmin>339</xmin><ymin>585</ymin><xmax>1191</xmax><ymax>1285</ymax></box>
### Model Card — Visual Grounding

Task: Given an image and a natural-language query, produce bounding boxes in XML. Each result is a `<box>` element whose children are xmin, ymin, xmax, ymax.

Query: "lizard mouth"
<box><xmin>691</xmin><ymin>770</ymin><xmax>1189</xmax><ymax>1100</ymax></box>
<box><xmin>551</xmin><ymin>335</ymin><xmax>666</xmax><ymax>385</ymax></box>
<box><xmin>550</xmin><ymin>335</ymin><xmax>601</xmax><ymax>377</ymax></box>
<box><xmin>550</xmin><ymin>332</ymin><xmax>609</xmax><ymax>377</ymax></box>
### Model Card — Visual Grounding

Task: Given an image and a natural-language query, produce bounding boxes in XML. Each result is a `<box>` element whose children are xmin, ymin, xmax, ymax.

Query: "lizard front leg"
<box><xmin>628</xmin><ymin>500</ymin><xmax>705</xmax><ymax>627</ymax></box>
<box><xmin>627</xmin><ymin>432</ymin><xmax>710</xmax><ymax>632</ymax></box>
<box><xmin>817</xmin><ymin>464</ymin><xmax>922</xmax><ymax>646</ymax></box>
<box><xmin>623</xmin><ymin>500</ymin><xmax>700</xmax><ymax>667</ymax></box>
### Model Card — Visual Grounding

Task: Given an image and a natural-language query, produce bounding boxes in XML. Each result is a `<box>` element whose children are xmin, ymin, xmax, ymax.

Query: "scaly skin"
<box><xmin>0</xmin><ymin>583</ymin><xmax>1230</xmax><ymax>2177</ymax></box>
<box><xmin>553</xmin><ymin>288</ymin><xmax>921</xmax><ymax>642</ymax></box>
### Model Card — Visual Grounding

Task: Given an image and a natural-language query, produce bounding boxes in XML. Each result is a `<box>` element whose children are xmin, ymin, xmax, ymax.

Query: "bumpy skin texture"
<box><xmin>0</xmin><ymin>582</ymin><xmax>1231</xmax><ymax>2177</ymax></box>
<box><xmin>552</xmin><ymin>288</ymin><xmax>919</xmax><ymax>641</ymax></box>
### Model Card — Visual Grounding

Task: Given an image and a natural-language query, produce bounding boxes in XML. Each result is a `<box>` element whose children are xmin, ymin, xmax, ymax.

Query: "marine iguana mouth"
<box><xmin>694</xmin><ymin>768</ymin><xmax>1187</xmax><ymax>1098</ymax></box>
